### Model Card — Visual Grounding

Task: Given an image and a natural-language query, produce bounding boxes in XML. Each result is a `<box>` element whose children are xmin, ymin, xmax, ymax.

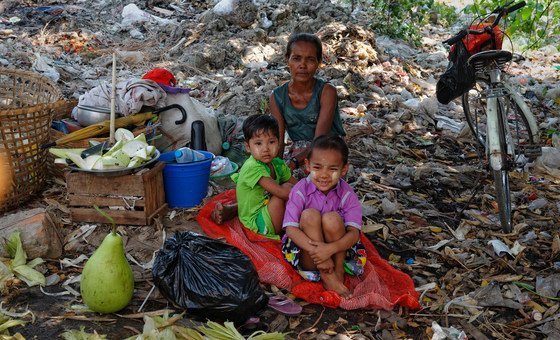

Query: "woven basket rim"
<box><xmin>0</xmin><ymin>67</ymin><xmax>63</xmax><ymax>101</ymax></box>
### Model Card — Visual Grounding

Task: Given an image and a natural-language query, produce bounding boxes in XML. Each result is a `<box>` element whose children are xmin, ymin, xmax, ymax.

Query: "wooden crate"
<box><xmin>66</xmin><ymin>162</ymin><xmax>167</xmax><ymax>225</ymax></box>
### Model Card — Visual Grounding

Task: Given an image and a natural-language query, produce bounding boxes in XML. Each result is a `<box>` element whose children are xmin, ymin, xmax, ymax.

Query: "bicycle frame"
<box><xmin>483</xmin><ymin>71</ymin><xmax>538</xmax><ymax>172</ymax></box>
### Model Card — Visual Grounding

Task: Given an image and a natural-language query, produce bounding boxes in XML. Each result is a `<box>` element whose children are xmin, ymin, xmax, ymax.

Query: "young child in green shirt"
<box><xmin>212</xmin><ymin>114</ymin><xmax>298</xmax><ymax>239</ymax></box>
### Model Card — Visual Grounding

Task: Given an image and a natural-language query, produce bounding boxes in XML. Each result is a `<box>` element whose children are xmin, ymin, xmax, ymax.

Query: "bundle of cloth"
<box><xmin>76</xmin><ymin>68</ymin><xmax>222</xmax><ymax>154</ymax></box>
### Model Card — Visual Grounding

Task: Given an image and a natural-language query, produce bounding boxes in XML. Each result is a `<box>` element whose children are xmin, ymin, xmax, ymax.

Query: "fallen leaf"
<box><xmin>552</xmin><ymin>234</ymin><xmax>560</xmax><ymax>259</ymax></box>
<box><xmin>484</xmin><ymin>274</ymin><xmax>524</xmax><ymax>283</ymax></box>
<box><xmin>430</xmin><ymin>226</ymin><xmax>442</xmax><ymax>233</ymax></box>
<box><xmin>362</xmin><ymin>223</ymin><xmax>385</xmax><ymax>234</ymax></box>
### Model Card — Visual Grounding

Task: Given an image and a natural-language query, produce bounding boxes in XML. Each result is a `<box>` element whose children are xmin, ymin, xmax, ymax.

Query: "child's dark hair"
<box><xmin>308</xmin><ymin>135</ymin><xmax>349</xmax><ymax>164</ymax></box>
<box><xmin>285</xmin><ymin>33</ymin><xmax>323</xmax><ymax>62</ymax></box>
<box><xmin>242</xmin><ymin>114</ymin><xmax>280</xmax><ymax>140</ymax></box>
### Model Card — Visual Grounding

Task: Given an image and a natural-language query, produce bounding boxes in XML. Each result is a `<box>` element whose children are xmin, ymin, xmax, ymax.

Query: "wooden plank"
<box><xmin>70</xmin><ymin>208</ymin><xmax>147</xmax><ymax>225</ymax></box>
<box><xmin>68</xmin><ymin>194</ymin><xmax>146</xmax><ymax>208</ymax></box>
<box><xmin>139</xmin><ymin>163</ymin><xmax>165</xmax><ymax>215</ymax></box>
<box><xmin>67</xmin><ymin>163</ymin><xmax>166</xmax><ymax>225</ymax></box>
<box><xmin>66</xmin><ymin>172</ymin><xmax>145</xmax><ymax>196</ymax></box>
<box><xmin>148</xmin><ymin>203</ymin><xmax>168</xmax><ymax>223</ymax></box>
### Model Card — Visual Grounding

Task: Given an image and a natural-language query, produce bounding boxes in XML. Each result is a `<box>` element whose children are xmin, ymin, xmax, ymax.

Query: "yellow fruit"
<box><xmin>80</xmin><ymin>231</ymin><xmax>134</xmax><ymax>313</ymax></box>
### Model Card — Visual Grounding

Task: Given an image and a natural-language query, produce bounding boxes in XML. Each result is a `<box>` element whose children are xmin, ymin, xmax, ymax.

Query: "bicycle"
<box><xmin>439</xmin><ymin>1</ymin><xmax>541</xmax><ymax>233</ymax></box>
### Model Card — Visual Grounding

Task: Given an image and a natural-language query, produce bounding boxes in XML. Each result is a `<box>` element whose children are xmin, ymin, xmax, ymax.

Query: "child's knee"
<box><xmin>322</xmin><ymin>212</ymin><xmax>343</xmax><ymax>228</ymax></box>
<box><xmin>322</xmin><ymin>212</ymin><xmax>345</xmax><ymax>237</ymax></box>
<box><xmin>301</xmin><ymin>208</ymin><xmax>321</xmax><ymax>225</ymax></box>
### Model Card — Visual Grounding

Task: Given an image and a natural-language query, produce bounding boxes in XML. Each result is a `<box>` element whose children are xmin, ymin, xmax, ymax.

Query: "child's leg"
<box><xmin>319</xmin><ymin>212</ymin><xmax>352</xmax><ymax>298</ymax></box>
<box><xmin>322</xmin><ymin>212</ymin><xmax>347</xmax><ymax>281</ymax></box>
<box><xmin>298</xmin><ymin>208</ymin><xmax>325</xmax><ymax>270</ymax></box>
<box><xmin>211</xmin><ymin>199</ymin><xmax>238</xmax><ymax>224</ymax></box>
<box><xmin>267</xmin><ymin>183</ymin><xmax>294</xmax><ymax>234</ymax></box>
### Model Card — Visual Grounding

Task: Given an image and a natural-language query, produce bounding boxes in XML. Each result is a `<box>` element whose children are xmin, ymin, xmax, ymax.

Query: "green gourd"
<box><xmin>80</xmin><ymin>209</ymin><xmax>134</xmax><ymax>313</ymax></box>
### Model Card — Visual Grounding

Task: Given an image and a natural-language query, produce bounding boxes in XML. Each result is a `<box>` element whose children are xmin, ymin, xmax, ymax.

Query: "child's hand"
<box><xmin>316</xmin><ymin>258</ymin><xmax>334</xmax><ymax>272</ymax></box>
<box><xmin>308</xmin><ymin>241</ymin><xmax>335</xmax><ymax>264</ymax></box>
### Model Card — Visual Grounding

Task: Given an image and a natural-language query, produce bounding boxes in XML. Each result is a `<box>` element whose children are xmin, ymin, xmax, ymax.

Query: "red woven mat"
<box><xmin>197</xmin><ymin>190</ymin><xmax>420</xmax><ymax>310</ymax></box>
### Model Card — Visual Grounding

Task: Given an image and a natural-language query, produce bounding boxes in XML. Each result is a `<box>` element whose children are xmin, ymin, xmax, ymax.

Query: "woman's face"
<box><xmin>287</xmin><ymin>41</ymin><xmax>320</xmax><ymax>83</ymax></box>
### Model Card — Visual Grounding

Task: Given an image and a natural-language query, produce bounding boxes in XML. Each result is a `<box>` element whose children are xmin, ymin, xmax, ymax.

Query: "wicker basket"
<box><xmin>0</xmin><ymin>68</ymin><xmax>64</xmax><ymax>213</ymax></box>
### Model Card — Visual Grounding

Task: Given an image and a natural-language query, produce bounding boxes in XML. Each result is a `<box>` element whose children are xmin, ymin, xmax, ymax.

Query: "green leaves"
<box><xmin>2</xmin><ymin>232</ymin><xmax>46</xmax><ymax>288</ymax></box>
<box><xmin>362</xmin><ymin>0</ymin><xmax>458</xmax><ymax>46</ymax></box>
<box><xmin>464</xmin><ymin>0</ymin><xmax>560</xmax><ymax>51</ymax></box>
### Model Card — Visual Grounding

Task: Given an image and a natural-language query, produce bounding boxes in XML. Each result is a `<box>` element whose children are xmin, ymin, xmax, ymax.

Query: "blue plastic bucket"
<box><xmin>162</xmin><ymin>151</ymin><xmax>214</xmax><ymax>208</ymax></box>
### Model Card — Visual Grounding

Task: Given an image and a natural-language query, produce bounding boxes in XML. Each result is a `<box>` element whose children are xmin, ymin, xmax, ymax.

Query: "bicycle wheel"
<box><xmin>462</xmin><ymin>80</ymin><xmax>489</xmax><ymax>147</ymax></box>
<box><xmin>492</xmin><ymin>98</ymin><xmax>513</xmax><ymax>233</ymax></box>
<box><xmin>501</xmin><ymin>93</ymin><xmax>539</xmax><ymax>163</ymax></box>
<box><xmin>463</xmin><ymin>82</ymin><xmax>537</xmax><ymax>159</ymax></box>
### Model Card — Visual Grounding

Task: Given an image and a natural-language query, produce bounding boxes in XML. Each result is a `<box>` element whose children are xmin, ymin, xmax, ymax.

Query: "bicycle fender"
<box><xmin>503</xmin><ymin>82</ymin><xmax>540</xmax><ymax>144</ymax></box>
<box><xmin>487</xmin><ymin>97</ymin><xmax>504</xmax><ymax>171</ymax></box>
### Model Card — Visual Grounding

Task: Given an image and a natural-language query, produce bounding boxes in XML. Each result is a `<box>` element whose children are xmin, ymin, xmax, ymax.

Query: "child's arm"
<box><xmin>310</xmin><ymin>183</ymin><xmax>363</xmax><ymax>264</ymax></box>
<box><xmin>285</xmin><ymin>226</ymin><xmax>317</xmax><ymax>253</ymax></box>
<box><xmin>287</xmin><ymin>175</ymin><xmax>298</xmax><ymax>185</ymax></box>
<box><xmin>258</xmin><ymin>176</ymin><xmax>292</xmax><ymax>200</ymax></box>
<box><xmin>309</xmin><ymin>227</ymin><xmax>359</xmax><ymax>264</ymax></box>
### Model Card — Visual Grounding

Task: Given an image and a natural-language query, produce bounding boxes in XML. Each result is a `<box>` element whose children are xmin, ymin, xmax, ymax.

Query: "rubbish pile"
<box><xmin>1</xmin><ymin>0</ymin><xmax>559</xmax><ymax>338</ymax></box>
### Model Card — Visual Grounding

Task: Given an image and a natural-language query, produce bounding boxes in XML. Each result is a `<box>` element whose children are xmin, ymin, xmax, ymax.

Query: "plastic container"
<box><xmin>175</xmin><ymin>147</ymin><xmax>205</xmax><ymax>163</ymax></box>
<box><xmin>210</xmin><ymin>159</ymin><xmax>239</xmax><ymax>189</ymax></box>
<box><xmin>162</xmin><ymin>151</ymin><xmax>214</xmax><ymax>208</ymax></box>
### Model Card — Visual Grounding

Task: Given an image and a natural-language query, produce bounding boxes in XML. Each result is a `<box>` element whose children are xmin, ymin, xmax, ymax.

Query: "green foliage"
<box><xmin>363</xmin><ymin>0</ymin><xmax>458</xmax><ymax>46</ymax></box>
<box><xmin>464</xmin><ymin>0</ymin><xmax>560</xmax><ymax>50</ymax></box>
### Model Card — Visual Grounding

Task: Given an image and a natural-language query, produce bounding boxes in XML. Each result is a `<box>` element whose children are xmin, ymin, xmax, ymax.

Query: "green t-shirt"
<box><xmin>232</xmin><ymin>156</ymin><xmax>292</xmax><ymax>236</ymax></box>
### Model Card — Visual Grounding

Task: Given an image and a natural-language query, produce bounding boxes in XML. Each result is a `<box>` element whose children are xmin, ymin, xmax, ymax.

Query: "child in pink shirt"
<box><xmin>282</xmin><ymin>135</ymin><xmax>366</xmax><ymax>298</ymax></box>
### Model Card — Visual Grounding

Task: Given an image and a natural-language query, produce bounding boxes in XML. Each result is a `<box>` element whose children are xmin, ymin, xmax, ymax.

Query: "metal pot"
<box><xmin>75</xmin><ymin>105</ymin><xmax>113</xmax><ymax>126</ymax></box>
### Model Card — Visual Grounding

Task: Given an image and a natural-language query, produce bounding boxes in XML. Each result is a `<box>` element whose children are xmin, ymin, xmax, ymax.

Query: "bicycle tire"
<box><xmin>462</xmin><ymin>80</ymin><xmax>489</xmax><ymax>147</ymax></box>
<box><xmin>492</xmin><ymin>97</ymin><xmax>513</xmax><ymax>233</ymax></box>
<box><xmin>463</xmin><ymin>82</ymin><xmax>537</xmax><ymax>155</ymax></box>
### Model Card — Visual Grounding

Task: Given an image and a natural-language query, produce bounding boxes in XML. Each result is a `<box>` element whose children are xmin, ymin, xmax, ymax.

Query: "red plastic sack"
<box><xmin>197</xmin><ymin>190</ymin><xmax>421</xmax><ymax>311</ymax></box>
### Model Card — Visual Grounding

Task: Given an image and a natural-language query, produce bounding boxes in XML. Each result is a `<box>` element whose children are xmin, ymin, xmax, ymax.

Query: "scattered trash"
<box><xmin>431</xmin><ymin>321</ymin><xmax>467</xmax><ymax>340</ymax></box>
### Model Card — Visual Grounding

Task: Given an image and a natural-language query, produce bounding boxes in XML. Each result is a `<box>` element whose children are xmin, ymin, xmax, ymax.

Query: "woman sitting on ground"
<box><xmin>212</xmin><ymin>32</ymin><xmax>345</xmax><ymax>224</ymax></box>
<box><xmin>270</xmin><ymin>32</ymin><xmax>345</xmax><ymax>171</ymax></box>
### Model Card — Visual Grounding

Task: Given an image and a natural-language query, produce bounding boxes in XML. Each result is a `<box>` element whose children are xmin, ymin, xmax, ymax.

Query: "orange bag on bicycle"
<box><xmin>463</xmin><ymin>24</ymin><xmax>504</xmax><ymax>54</ymax></box>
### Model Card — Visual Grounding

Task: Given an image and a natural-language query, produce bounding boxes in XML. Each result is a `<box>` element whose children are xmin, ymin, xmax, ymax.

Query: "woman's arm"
<box><xmin>269</xmin><ymin>93</ymin><xmax>286</xmax><ymax>158</ymax></box>
<box><xmin>315</xmin><ymin>83</ymin><xmax>338</xmax><ymax>137</ymax></box>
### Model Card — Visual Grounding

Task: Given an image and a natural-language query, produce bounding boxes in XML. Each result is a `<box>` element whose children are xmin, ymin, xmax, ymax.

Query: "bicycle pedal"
<box><xmin>520</xmin><ymin>145</ymin><xmax>542</xmax><ymax>159</ymax></box>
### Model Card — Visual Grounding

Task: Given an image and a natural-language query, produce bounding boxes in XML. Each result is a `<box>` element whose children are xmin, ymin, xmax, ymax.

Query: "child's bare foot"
<box><xmin>321</xmin><ymin>271</ymin><xmax>352</xmax><ymax>299</ymax></box>
<box><xmin>211</xmin><ymin>201</ymin><xmax>238</xmax><ymax>224</ymax></box>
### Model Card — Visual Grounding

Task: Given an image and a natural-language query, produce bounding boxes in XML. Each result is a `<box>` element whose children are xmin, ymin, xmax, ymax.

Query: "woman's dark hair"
<box><xmin>285</xmin><ymin>33</ymin><xmax>323</xmax><ymax>62</ymax></box>
<box><xmin>307</xmin><ymin>135</ymin><xmax>349</xmax><ymax>164</ymax></box>
<box><xmin>242</xmin><ymin>114</ymin><xmax>280</xmax><ymax>140</ymax></box>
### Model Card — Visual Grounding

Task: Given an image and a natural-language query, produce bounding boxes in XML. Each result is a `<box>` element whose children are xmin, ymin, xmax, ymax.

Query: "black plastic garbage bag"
<box><xmin>436</xmin><ymin>40</ymin><xmax>476</xmax><ymax>105</ymax></box>
<box><xmin>152</xmin><ymin>231</ymin><xmax>268</xmax><ymax>323</ymax></box>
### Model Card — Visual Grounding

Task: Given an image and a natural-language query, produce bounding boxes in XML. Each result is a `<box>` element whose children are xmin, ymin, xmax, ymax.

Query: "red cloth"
<box><xmin>142</xmin><ymin>68</ymin><xmax>177</xmax><ymax>86</ymax></box>
<box><xmin>197</xmin><ymin>190</ymin><xmax>421</xmax><ymax>310</ymax></box>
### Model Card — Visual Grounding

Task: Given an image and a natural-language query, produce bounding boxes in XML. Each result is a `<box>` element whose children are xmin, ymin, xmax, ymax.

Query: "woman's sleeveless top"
<box><xmin>272</xmin><ymin>78</ymin><xmax>345</xmax><ymax>142</ymax></box>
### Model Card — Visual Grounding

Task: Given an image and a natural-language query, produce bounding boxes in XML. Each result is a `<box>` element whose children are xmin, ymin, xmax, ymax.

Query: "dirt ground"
<box><xmin>4</xmin><ymin>207</ymin><xmax>415</xmax><ymax>340</ymax></box>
